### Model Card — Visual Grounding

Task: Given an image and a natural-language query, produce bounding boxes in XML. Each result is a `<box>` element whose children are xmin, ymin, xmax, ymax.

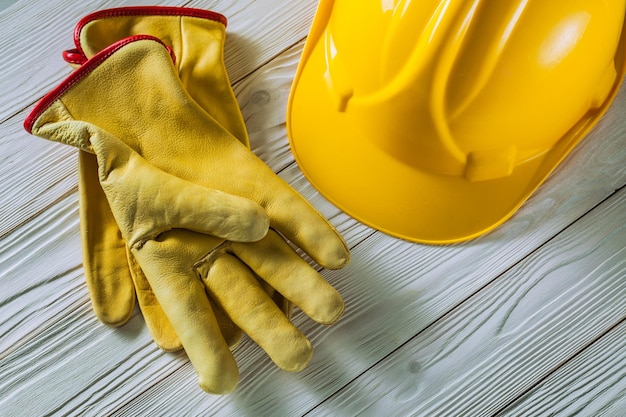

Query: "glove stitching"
<box><xmin>192</xmin><ymin>240</ymin><xmax>232</xmax><ymax>272</ymax></box>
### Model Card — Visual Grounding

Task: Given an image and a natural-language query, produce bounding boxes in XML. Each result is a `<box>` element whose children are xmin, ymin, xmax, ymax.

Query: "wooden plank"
<box><xmin>3</xmin><ymin>24</ymin><xmax>626</xmax><ymax>417</ymax></box>
<box><xmin>187</xmin><ymin>0</ymin><xmax>318</xmax><ymax>83</ymax></box>
<box><xmin>0</xmin><ymin>167</ymin><xmax>367</xmax><ymax>417</ymax></box>
<box><xmin>0</xmin><ymin>0</ymin><xmax>17</xmax><ymax>13</ymax></box>
<box><xmin>234</xmin><ymin>40</ymin><xmax>307</xmax><ymax>173</ymax></box>
<box><xmin>309</xmin><ymin>189</ymin><xmax>626</xmax><ymax>416</ymax></box>
<box><xmin>91</xmin><ymin>133</ymin><xmax>625</xmax><ymax>415</ymax></box>
<box><xmin>1</xmin><ymin>0</ymin><xmax>625</xmax><ymax>415</ymax></box>
<box><xmin>0</xmin><ymin>0</ymin><xmax>173</xmax><ymax>121</ymax></box>
<box><xmin>0</xmin><ymin>0</ymin><xmax>316</xmax><ymax>122</ymax></box>
<box><xmin>0</xmin><ymin>114</ymin><xmax>78</xmax><ymax>238</ymax></box>
<box><xmin>500</xmin><ymin>319</ymin><xmax>626</xmax><ymax>417</ymax></box>
<box><xmin>0</xmin><ymin>192</ymin><xmax>81</xmax><ymax>356</ymax></box>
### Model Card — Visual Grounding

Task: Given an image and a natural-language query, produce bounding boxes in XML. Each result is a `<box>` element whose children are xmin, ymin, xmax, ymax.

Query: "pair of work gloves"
<box><xmin>24</xmin><ymin>7</ymin><xmax>349</xmax><ymax>394</ymax></box>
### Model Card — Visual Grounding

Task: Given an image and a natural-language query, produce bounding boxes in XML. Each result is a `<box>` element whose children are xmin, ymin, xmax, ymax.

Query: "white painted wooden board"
<box><xmin>309</xmin><ymin>189</ymin><xmax>626</xmax><ymax>416</ymax></box>
<box><xmin>1</xmin><ymin>1</ymin><xmax>625</xmax><ymax>416</ymax></box>
<box><xmin>501</xmin><ymin>319</ymin><xmax>626</xmax><ymax>417</ymax></box>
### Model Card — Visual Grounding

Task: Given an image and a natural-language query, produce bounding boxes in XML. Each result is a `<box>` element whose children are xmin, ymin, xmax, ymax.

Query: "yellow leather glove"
<box><xmin>25</xmin><ymin>36</ymin><xmax>349</xmax><ymax>394</ymax></box>
<box><xmin>62</xmin><ymin>7</ymin><xmax>290</xmax><ymax>351</ymax></box>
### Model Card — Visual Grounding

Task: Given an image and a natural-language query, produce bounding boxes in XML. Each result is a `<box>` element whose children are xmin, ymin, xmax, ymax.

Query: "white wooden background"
<box><xmin>1</xmin><ymin>1</ymin><xmax>625</xmax><ymax>416</ymax></box>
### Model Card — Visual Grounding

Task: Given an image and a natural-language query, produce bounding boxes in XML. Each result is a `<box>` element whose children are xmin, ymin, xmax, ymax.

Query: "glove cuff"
<box><xmin>62</xmin><ymin>6</ymin><xmax>227</xmax><ymax>66</ymax></box>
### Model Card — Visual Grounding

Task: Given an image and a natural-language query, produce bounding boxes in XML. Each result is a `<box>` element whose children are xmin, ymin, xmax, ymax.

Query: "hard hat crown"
<box><xmin>324</xmin><ymin>0</ymin><xmax>624</xmax><ymax>181</ymax></box>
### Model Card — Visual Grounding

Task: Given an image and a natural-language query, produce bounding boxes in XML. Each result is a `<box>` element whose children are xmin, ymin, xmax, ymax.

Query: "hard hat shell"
<box><xmin>287</xmin><ymin>0</ymin><xmax>626</xmax><ymax>244</ymax></box>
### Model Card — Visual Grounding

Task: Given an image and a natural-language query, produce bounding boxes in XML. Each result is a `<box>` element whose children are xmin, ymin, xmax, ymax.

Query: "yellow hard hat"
<box><xmin>287</xmin><ymin>0</ymin><xmax>626</xmax><ymax>244</ymax></box>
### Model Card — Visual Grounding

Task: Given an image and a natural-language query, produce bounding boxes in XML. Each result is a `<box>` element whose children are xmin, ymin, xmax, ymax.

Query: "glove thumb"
<box><xmin>84</xmin><ymin>121</ymin><xmax>270</xmax><ymax>246</ymax></box>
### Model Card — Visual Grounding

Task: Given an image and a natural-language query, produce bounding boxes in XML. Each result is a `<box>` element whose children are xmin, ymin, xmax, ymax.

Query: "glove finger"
<box><xmin>161</xmin><ymin>179</ymin><xmax>269</xmax><ymax>243</ymax></box>
<box><xmin>88</xmin><ymin>128</ymin><xmax>269</xmax><ymax>246</ymax></box>
<box><xmin>78</xmin><ymin>151</ymin><xmax>135</xmax><ymax>326</ymax></box>
<box><xmin>132</xmin><ymin>233</ymin><xmax>239</xmax><ymax>394</ymax></box>
<box><xmin>230</xmin><ymin>230</ymin><xmax>345</xmax><ymax>325</ymax></box>
<box><xmin>201</xmin><ymin>253</ymin><xmax>313</xmax><ymax>372</ymax></box>
<box><xmin>126</xmin><ymin>249</ymin><xmax>182</xmax><ymax>352</ymax></box>
<box><xmin>209</xmin><ymin>137</ymin><xmax>348</xmax><ymax>270</ymax></box>
<box><xmin>129</xmin><ymin>248</ymin><xmax>244</xmax><ymax>351</ymax></box>
<box><xmin>261</xmin><ymin>172</ymin><xmax>350</xmax><ymax>270</ymax></box>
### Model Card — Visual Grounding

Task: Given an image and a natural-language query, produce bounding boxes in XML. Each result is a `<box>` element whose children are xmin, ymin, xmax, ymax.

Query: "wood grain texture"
<box><xmin>0</xmin><ymin>1</ymin><xmax>625</xmax><ymax>416</ymax></box>
<box><xmin>0</xmin><ymin>0</ymin><xmax>315</xmax><ymax>120</ymax></box>
<box><xmin>0</xmin><ymin>0</ymin><xmax>170</xmax><ymax>121</ymax></box>
<box><xmin>310</xmin><ymin>190</ymin><xmax>626</xmax><ymax>417</ymax></box>
<box><xmin>187</xmin><ymin>0</ymin><xmax>318</xmax><ymax>83</ymax></box>
<box><xmin>91</xmin><ymin>151</ymin><xmax>626</xmax><ymax>415</ymax></box>
<box><xmin>73</xmin><ymin>35</ymin><xmax>626</xmax><ymax>417</ymax></box>
<box><xmin>0</xmin><ymin>114</ymin><xmax>77</xmax><ymax>238</ymax></box>
<box><xmin>500</xmin><ymin>320</ymin><xmax>626</xmax><ymax>417</ymax></box>
<box><xmin>235</xmin><ymin>40</ymin><xmax>308</xmax><ymax>173</ymax></box>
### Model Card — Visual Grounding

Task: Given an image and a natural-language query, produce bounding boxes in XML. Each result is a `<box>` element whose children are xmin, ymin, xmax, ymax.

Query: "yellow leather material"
<box><xmin>72</xmin><ymin>7</ymin><xmax>248</xmax><ymax>144</ymax></box>
<box><xmin>65</xmin><ymin>7</ymin><xmax>288</xmax><ymax>351</ymax></box>
<box><xmin>26</xmin><ymin>36</ymin><xmax>349</xmax><ymax>394</ymax></box>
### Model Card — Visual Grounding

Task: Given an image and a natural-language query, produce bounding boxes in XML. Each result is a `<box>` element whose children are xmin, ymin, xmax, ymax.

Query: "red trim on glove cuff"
<box><xmin>63</xmin><ymin>6</ymin><xmax>227</xmax><ymax>66</ymax></box>
<box><xmin>25</xmin><ymin>35</ymin><xmax>174</xmax><ymax>133</ymax></box>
